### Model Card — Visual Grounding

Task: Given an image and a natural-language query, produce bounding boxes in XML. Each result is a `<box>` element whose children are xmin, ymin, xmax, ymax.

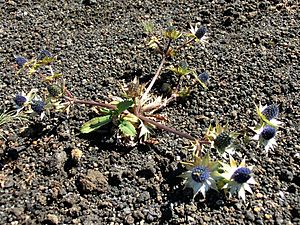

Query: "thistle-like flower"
<box><xmin>198</xmin><ymin>72</ymin><xmax>209</xmax><ymax>83</ymax></box>
<box><xmin>160</xmin><ymin>83</ymin><xmax>172</xmax><ymax>94</ymax></box>
<box><xmin>13</xmin><ymin>89</ymin><xmax>37</xmax><ymax>113</ymax></box>
<box><xmin>189</xmin><ymin>23</ymin><xmax>209</xmax><ymax>45</ymax></box>
<box><xmin>37</xmin><ymin>50</ymin><xmax>52</xmax><ymax>60</ymax></box>
<box><xmin>47</xmin><ymin>84</ymin><xmax>62</xmax><ymax>98</ymax></box>
<box><xmin>15</xmin><ymin>56</ymin><xmax>28</xmax><ymax>68</ymax></box>
<box><xmin>221</xmin><ymin>156</ymin><xmax>256</xmax><ymax>202</ymax></box>
<box><xmin>256</xmin><ymin>103</ymin><xmax>282</xmax><ymax>127</ymax></box>
<box><xmin>252</xmin><ymin>125</ymin><xmax>277</xmax><ymax>152</ymax></box>
<box><xmin>14</xmin><ymin>95</ymin><xmax>27</xmax><ymax>107</ymax></box>
<box><xmin>31</xmin><ymin>100</ymin><xmax>45</xmax><ymax>115</ymax></box>
<box><xmin>179</xmin><ymin>153</ymin><xmax>220</xmax><ymax>198</ymax></box>
<box><xmin>205</xmin><ymin>123</ymin><xmax>239</xmax><ymax>157</ymax></box>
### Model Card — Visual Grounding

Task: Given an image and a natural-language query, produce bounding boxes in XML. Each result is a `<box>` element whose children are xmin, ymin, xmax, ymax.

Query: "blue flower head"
<box><xmin>198</xmin><ymin>72</ymin><xmax>209</xmax><ymax>83</ymax></box>
<box><xmin>31</xmin><ymin>100</ymin><xmax>45</xmax><ymax>114</ymax></box>
<box><xmin>15</xmin><ymin>56</ymin><xmax>28</xmax><ymax>68</ymax></box>
<box><xmin>261</xmin><ymin>104</ymin><xmax>279</xmax><ymax>120</ymax></box>
<box><xmin>37</xmin><ymin>50</ymin><xmax>52</xmax><ymax>60</ymax></box>
<box><xmin>191</xmin><ymin>166</ymin><xmax>210</xmax><ymax>183</ymax></box>
<box><xmin>261</xmin><ymin>126</ymin><xmax>276</xmax><ymax>140</ymax></box>
<box><xmin>14</xmin><ymin>95</ymin><xmax>27</xmax><ymax>107</ymax></box>
<box><xmin>231</xmin><ymin>167</ymin><xmax>251</xmax><ymax>183</ymax></box>
<box><xmin>195</xmin><ymin>27</ymin><xmax>207</xmax><ymax>40</ymax></box>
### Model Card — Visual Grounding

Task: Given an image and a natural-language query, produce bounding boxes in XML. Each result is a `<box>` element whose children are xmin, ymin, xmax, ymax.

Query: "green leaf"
<box><xmin>119</xmin><ymin>120</ymin><xmax>137</xmax><ymax>137</ymax></box>
<box><xmin>256</xmin><ymin>105</ymin><xmax>277</xmax><ymax>128</ymax></box>
<box><xmin>80</xmin><ymin>115</ymin><xmax>112</xmax><ymax>133</ymax></box>
<box><xmin>192</xmin><ymin>71</ymin><xmax>208</xmax><ymax>90</ymax></box>
<box><xmin>99</xmin><ymin>108</ymin><xmax>112</xmax><ymax>115</ymax></box>
<box><xmin>163</xmin><ymin>26</ymin><xmax>182</xmax><ymax>40</ymax></box>
<box><xmin>116</xmin><ymin>99</ymin><xmax>133</xmax><ymax>115</ymax></box>
<box><xmin>142</xmin><ymin>21</ymin><xmax>154</xmax><ymax>34</ymax></box>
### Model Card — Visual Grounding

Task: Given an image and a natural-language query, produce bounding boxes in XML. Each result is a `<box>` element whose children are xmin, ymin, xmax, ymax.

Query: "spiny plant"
<box><xmin>9</xmin><ymin>22</ymin><xmax>284</xmax><ymax>203</ymax></box>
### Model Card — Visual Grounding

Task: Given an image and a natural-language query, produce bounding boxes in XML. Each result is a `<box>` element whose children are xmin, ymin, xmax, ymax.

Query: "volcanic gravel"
<box><xmin>0</xmin><ymin>0</ymin><xmax>299</xmax><ymax>224</ymax></box>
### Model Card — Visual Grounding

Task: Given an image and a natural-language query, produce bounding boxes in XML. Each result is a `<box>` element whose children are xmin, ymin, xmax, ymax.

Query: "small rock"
<box><xmin>125</xmin><ymin>215</ymin><xmax>135</xmax><ymax>224</ymax></box>
<box><xmin>124</xmin><ymin>207</ymin><xmax>131</xmax><ymax>214</ymax></box>
<box><xmin>11</xmin><ymin>207</ymin><xmax>24</xmax><ymax>217</ymax></box>
<box><xmin>71</xmin><ymin>148</ymin><xmax>83</xmax><ymax>161</ymax></box>
<box><xmin>245</xmin><ymin>211</ymin><xmax>255</xmax><ymax>221</ymax></box>
<box><xmin>247</xmin><ymin>11</ymin><xmax>258</xmax><ymax>19</ymax></box>
<box><xmin>280</xmin><ymin>169</ymin><xmax>294</xmax><ymax>182</ymax></box>
<box><xmin>45</xmin><ymin>151</ymin><xmax>67</xmax><ymax>174</ymax></box>
<box><xmin>116</xmin><ymin>58</ymin><xmax>122</xmax><ymax>64</ymax></box>
<box><xmin>133</xmin><ymin>210</ymin><xmax>144</xmax><ymax>220</ymax></box>
<box><xmin>46</xmin><ymin>214</ymin><xmax>59</xmax><ymax>225</ymax></box>
<box><xmin>77</xmin><ymin>169</ymin><xmax>108</xmax><ymax>193</ymax></box>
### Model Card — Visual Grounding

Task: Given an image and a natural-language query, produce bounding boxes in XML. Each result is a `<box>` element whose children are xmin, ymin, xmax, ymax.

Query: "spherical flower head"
<box><xmin>37</xmin><ymin>50</ymin><xmax>52</xmax><ymax>60</ymax></box>
<box><xmin>214</xmin><ymin>132</ymin><xmax>232</xmax><ymax>150</ymax></box>
<box><xmin>180</xmin><ymin>153</ymin><xmax>219</xmax><ymax>198</ymax></box>
<box><xmin>14</xmin><ymin>95</ymin><xmax>27</xmax><ymax>107</ymax></box>
<box><xmin>15</xmin><ymin>56</ymin><xmax>28</xmax><ymax>68</ymax></box>
<box><xmin>47</xmin><ymin>85</ymin><xmax>62</xmax><ymax>97</ymax></box>
<box><xmin>160</xmin><ymin>83</ymin><xmax>172</xmax><ymax>94</ymax></box>
<box><xmin>261</xmin><ymin>104</ymin><xmax>279</xmax><ymax>120</ymax></box>
<box><xmin>191</xmin><ymin>166</ymin><xmax>210</xmax><ymax>183</ymax></box>
<box><xmin>31</xmin><ymin>100</ymin><xmax>45</xmax><ymax>114</ymax></box>
<box><xmin>231</xmin><ymin>167</ymin><xmax>251</xmax><ymax>183</ymax></box>
<box><xmin>261</xmin><ymin>126</ymin><xmax>276</xmax><ymax>140</ymax></box>
<box><xmin>198</xmin><ymin>72</ymin><xmax>209</xmax><ymax>83</ymax></box>
<box><xmin>195</xmin><ymin>27</ymin><xmax>207</xmax><ymax>40</ymax></box>
<box><xmin>221</xmin><ymin>156</ymin><xmax>256</xmax><ymax>202</ymax></box>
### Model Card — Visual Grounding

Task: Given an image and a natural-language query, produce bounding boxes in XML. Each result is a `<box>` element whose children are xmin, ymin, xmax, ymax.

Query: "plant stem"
<box><xmin>64</xmin><ymin>96</ymin><xmax>117</xmax><ymax>110</ymax></box>
<box><xmin>137</xmin><ymin>113</ymin><xmax>194</xmax><ymax>141</ymax></box>
<box><xmin>176</xmin><ymin>37</ymin><xmax>196</xmax><ymax>51</ymax></box>
<box><xmin>139</xmin><ymin>56</ymin><xmax>166</xmax><ymax>111</ymax></box>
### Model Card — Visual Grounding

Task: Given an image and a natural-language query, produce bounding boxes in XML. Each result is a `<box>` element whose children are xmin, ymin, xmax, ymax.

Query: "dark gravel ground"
<box><xmin>1</xmin><ymin>0</ymin><xmax>300</xmax><ymax>224</ymax></box>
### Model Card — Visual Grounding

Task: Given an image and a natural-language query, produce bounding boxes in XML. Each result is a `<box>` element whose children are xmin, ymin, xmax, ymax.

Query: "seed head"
<box><xmin>195</xmin><ymin>27</ymin><xmax>207</xmax><ymax>39</ymax></box>
<box><xmin>198</xmin><ymin>72</ymin><xmax>209</xmax><ymax>83</ymax></box>
<box><xmin>214</xmin><ymin>132</ymin><xmax>232</xmax><ymax>150</ymax></box>
<box><xmin>232</xmin><ymin>167</ymin><xmax>251</xmax><ymax>183</ymax></box>
<box><xmin>261</xmin><ymin>126</ymin><xmax>276</xmax><ymax>140</ymax></box>
<box><xmin>47</xmin><ymin>85</ymin><xmax>62</xmax><ymax>97</ymax></box>
<box><xmin>37</xmin><ymin>50</ymin><xmax>52</xmax><ymax>60</ymax></box>
<box><xmin>15</xmin><ymin>56</ymin><xmax>28</xmax><ymax>68</ymax></box>
<box><xmin>14</xmin><ymin>95</ymin><xmax>27</xmax><ymax>107</ymax></box>
<box><xmin>31</xmin><ymin>100</ymin><xmax>45</xmax><ymax>114</ymax></box>
<box><xmin>191</xmin><ymin>166</ymin><xmax>210</xmax><ymax>183</ymax></box>
<box><xmin>160</xmin><ymin>83</ymin><xmax>172</xmax><ymax>94</ymax></box>
<box><xmin>261</xmin><ymin>104</ymin><xmax>279</xmax><ymax>120</ymax></box>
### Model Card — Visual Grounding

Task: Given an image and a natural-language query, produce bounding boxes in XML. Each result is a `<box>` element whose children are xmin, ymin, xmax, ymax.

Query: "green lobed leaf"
<box><xmin>116</xmin><ymin>99</ymin><xmax>134</xmax><ymax>115</ymax></box>
<box><xmin>80</xmin><ymin>115</ymin><xmax>112</xmax><ymax>133</ymax></box>
<box><xmin>119</xmin><ymin>120</ymin><xmax>137</xmax><ymax>137</ymax></box>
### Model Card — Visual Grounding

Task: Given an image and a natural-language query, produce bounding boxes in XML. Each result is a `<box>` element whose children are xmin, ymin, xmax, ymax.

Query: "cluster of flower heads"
<box><xmin>252</xmin><ymin>103</ymin><xmax>282</xmax><ymax>153</ymax></box>
<box><xmin>13</xmin><ymin>83</ymin><xmax>66</xmax><ymax>120</ymax></box>
<box><xmin>180</xmin><ymin>152</ymin><xmax>255</xmax><ymax>202</ymax></box>
<box><xmin>14</xmin><ymin>89</ymin><xmax>46</xmax><ymax>119</ymax></box>
<box><xmin>13</xmin><ymin>50</ymin><xmax>70</xmax><ymax>119</ymax></box>
<box><xmin>179</xmin><ymin>103</ymin><xmax>282</xmax><ymax>201</ymax></box>
<box><xmin>205</xmin><ymin>123</ymin><xmax>239</xmax><ymax>157</ymax></box>
<box><xmin>15</xmin><ymin>50</ymin><xmax>52</xmax><ymax>68</ymax></box>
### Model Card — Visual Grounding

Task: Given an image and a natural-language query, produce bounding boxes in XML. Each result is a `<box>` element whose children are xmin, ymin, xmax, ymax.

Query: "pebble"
<box><xmin>245</xmin><ymin>211</ymin><xmax>255</xmax><ymax>221</ymax></box>
<box><xmin>77</xmin><ymin>169</ymin><xmax>108</xmax><ymax>193</ymax></box>
<box><xmin>47</xmin><ymin>214</ymin><xmax>59</xmax><ymax>224</ymax></box>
